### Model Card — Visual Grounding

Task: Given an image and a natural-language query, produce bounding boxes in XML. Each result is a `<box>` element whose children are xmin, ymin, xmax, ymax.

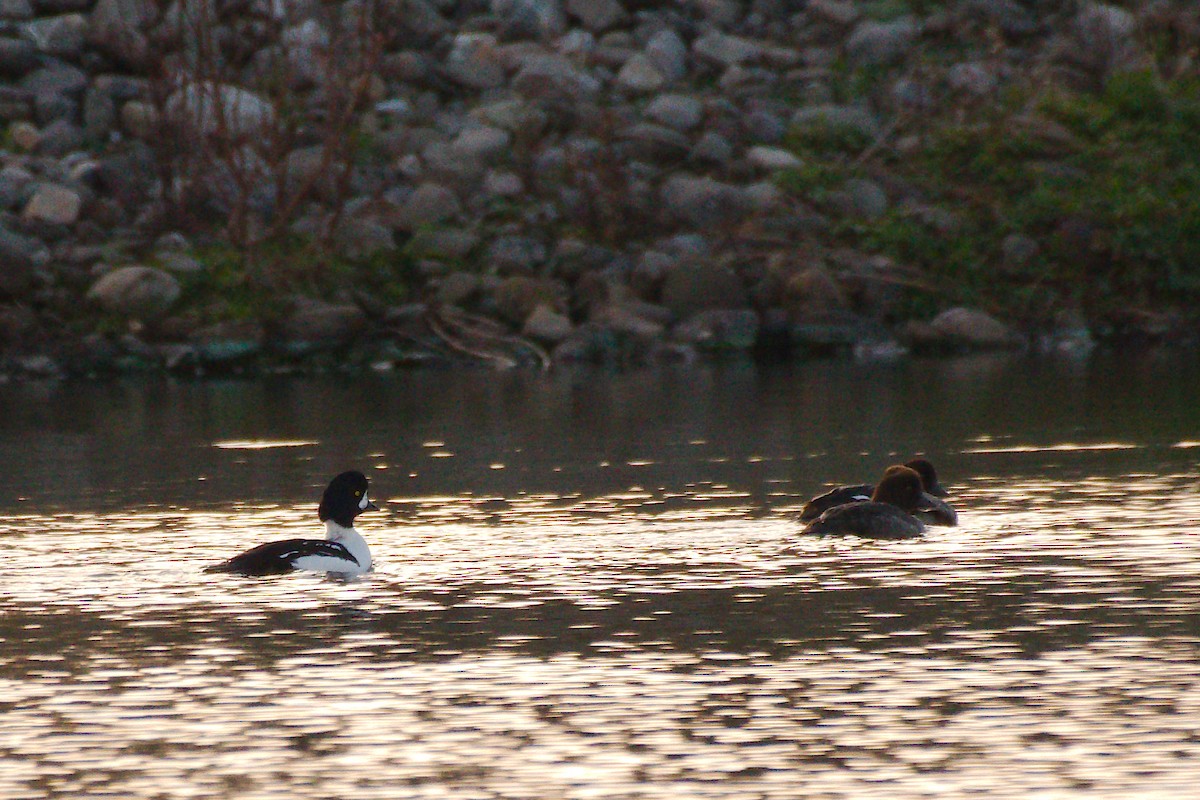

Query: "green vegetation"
<box><xmin>780</xmin><ymin>68</ymin><xmax>1200</xmax><ymax>326</ymax></box>
<box><xmin>175</xmin><ymin>238</ymin><xmax>414</xmax><ymax>325</ymax></box>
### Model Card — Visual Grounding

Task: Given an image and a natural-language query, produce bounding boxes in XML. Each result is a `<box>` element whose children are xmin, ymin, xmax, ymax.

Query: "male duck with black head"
<box><xmin>204</xmin><ymin>471</ymin><xmax>378</xmax><ymax>577</ymax></box>
<box><xmin>801</xmin><ymin>465</ymin><xmax>943</xmax><ymax>539</ymax></box>
<box><xmin>800</xmin><ymin>457</ymin><xmax>957</xmax><ymax>526</ymax></box>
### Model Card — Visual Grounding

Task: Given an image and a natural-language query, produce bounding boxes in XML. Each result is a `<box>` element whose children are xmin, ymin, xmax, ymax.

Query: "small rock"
<box><xmin>19</xmin><ymin>62</ymin><xmax>88</xmax><ymax>99</ymax></box>
<box><xmin>22</xmin><ymin>182</ymin><xmax>82</xmax><ymax>225</ymax></box>
<box><xmin>964</xmin><ymin>0</ymin><xmax>1036</xmax><ymax>37</ymax></box>
<box><xmin>511</xmin><ymin>54</ymin><xmax>600</xmax><ymax>100</ymax></box>
<box><xmin>279</xmin><ymin>297</ymin><xmax>366</xmax><ymax>344</ymax></box>
<box><xmin>522</xmin><ymin>303</ymin><xmax>573</xmax><ymax>342</ymax></box>
<box><xmin>422</xmin><ymin>140</ymin><xmax>485</xmax><ymax>184</ymax></box>
<box><xmin>492</xmin><ymin>276</ymin><xmax>564</xmax><ymax>324</ymax></box>
<box><xmin>33</xmin><ymin>118</ymin><xmax>83</xmax><ymax>156</ymax></box>
<box><xmin>333</xmin><ymin>217</ymin><xmax>396</xmax><ymax>260</ymax></box>
<box><xmin>488</xmin><ymin>235</ymin><xmax>548</xmax><ymax>275</ymax></box>
<box><xmin>493</xmin><ymin>0</ymin><xmax>566</xmax><ymax>40</ymax></box>
<box><xmin>0</xmin><ymin>37</ymin><xmax>38</xmax><ymax>78</ymax></box>
<box><xmin>0</xmin><ymin>164</ymin><xmax>33</xmax><ymax>209</ymax></box>
<box><xmin>846</xmin><ymin>17</ymin><xmax>920</xmax><ymax>66</ymax></box>
<box><xmin>672</xmin><ymin>308</ymin><xmax>759</xmax><ymax>349</ymax></box>
<box><xmin>948</xmin><ymin>62</ymin><xmax>998</xmax><ymax>95</ymax></box>
<box><xmin>927</xmin><ymin>306</ymin><xmax>1019</xmax><ymax>348</ymax></box>
<box><xmin>0</xmin><ymin>303</ymin><xmax>37</xmax><ymax>342</ymax></box>
<box><xmin>643</xmin><ymin>94</ymin><xmax>703</xmax><ymax>130</ymax></box>
<box><xmin>87</xmin><ymin>0</ymin><xmax>154</xmax><ymax>67</ymax></box>
<box><xmin>165</xmin><ymin>82</ymin><xmax>274</xmax><ymax>138</ymax></box>
<box><xmin>1001</xmin><ymin>233</ymin><xmax>1040</xmax><ymax>272</ymax></box>
<box><xmin>120</xmin><ymin>100</ymin><xmax>156</xmax><ymax>138</ymax></box>
<box><xmin>435</xmin><ymin>271</ymin><xmax>482</xmax><ymax>306</ymax></box>
<box><xmin>190</xmin><ymin>319</ymin><xmax>264</xmax><ymax>364</ymax></box>
<box><xmin>693</xmin><ymin>32</ymin><xmax>763</xmax><ymax>67</ymax></box>
<box><xmin>83</xmin><ymin>84</ymin><xmax>117</xmax><ymax>140</ymax></box>
<box><xmin>406</xmin><ymin>227</ymin><xmax>480</xmax><ymax>261</ymax></box>
<box><xmin>746</xmin><ymin>146</ymin><xmax>803</xmax><ymax>170</ymax></box>
<box><xmin>156</xmin><ymin>251</ymin><xmax>204</xmax><ymax>274</ymax></box>
<box><xmin>743</xmin><ymin>181</ymin><xmax>785</xmax><ymax>213</ymax></box>
<box><xmin>592</xmin><ymin>303</ymin><xmax>665</xmax><ymax>339</ymax></box>
<box><xmin>831</xmin><ymin>178</ymin><xmax>888</xmax><ymax>219</ymax></box>
<box><xmin>443</xmin><ymin>33</ymin><xmax>507</xmax><ymax>90</ymax></box>
<box><xmin>791</xmin><ymin>104</ymin><xmax>881</xmax><ymax>140</ymax></box>
<box><xmin>0</xmin><ymin>224</ymin><xmax>41</xmax><ymax>295</ymax></box>
<box><xmin>660</xmin><ymin>175</ymin><xmax>748</xmax><ymax>227</ymax></box>
<box><xmin>807</xmin><ymin>0</ymin><xmax>861</xmax><ymax>26</ymax></box>
<box><xmin>483</xmin><ymin>170</ymin><xmax>525</xmax><ymax>197</ymax></box>
<box><xmin>661</xmin><ymin>259</ymin><xmax>749</xmax><ymax>318</ymax></box>
<box><xmin>744</xmin><ymin>108</ymin><xmax>787</xmax><ymax>144</ymax></box>
<box><xmin>616</xmin><ymin>53</ymin><xmax>667</xmax><ymax>93</ymax></box>
<box><xmin>565</xmin><ymin>0</ymin><xmax>624</xmax><ymax>31</ymax></box>
<box><xmin>784</xmin><ymin>266</ymin><xmax>848</xmax><ymax>319</ymax></box>
<box><xmin>552</xmin><ymin>322</ymin><xmax>620</xmax><ymax>364</ymax></box>
<box><xmin>87</xmin><ymin>265</ymin><xmax>181</xmax><ymax>320</ymax></box>
<box><xmin>471</xmin><ymin>99</ymin><xmax>549</xmax><ymax>135</ymax></box>
<box><xmin>645</xmin><ymin>28</ymin><xmax>688</xmax><ymax>81</ymax></box>
<box><xmin>8</xmin><ymin>119</ymin><xmax>39</xmax><ymax>150</ymax></box>
<box><xmin>15</xmin><ymin>354</ymin><xmax>61</xmax><ymax>377</ymax></box>
<box><xmin>0</xmin><ymin>0</ymin><xmax>34</xmax><ymax>18</ymax></box>
<box><xmin>20</xmin><ymin>13</ymin><xmax>87</xmax><ymax>58</ymax></box>
<box><xmin>689</xmin><ymin>131</ymin><xmax>734</xmax><ymax>165</ymax></box>
<box><xmin>450</xmin><ymin>125</ymin><xmax>511</xmax><ymax>162</ymax></box>
<box><xmin>791</xmin><ymin>311</ymin><xmax>890</xmax><ymax>351</ymax></box>
<box><xmin>618</xmin><ymin>122</ymin><xmax>690</xmax><ymax>161</ymax></box>
<box><xmin>394</xmin><ymin>182</ymin><xmax>461</xmax><ymax>231</ymax></box>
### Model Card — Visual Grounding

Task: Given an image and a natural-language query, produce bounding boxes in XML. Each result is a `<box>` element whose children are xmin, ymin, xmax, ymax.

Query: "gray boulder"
<box><xmin>87</xmin><ymin>266</ymin><xmax>181</xmax><ymax>319</ymax></box>
<box><xmin>693</xmin><ymin>32</ymin><xmax>763</xmax><ymax>67</ymax></box>
<box><xmin>444</xmin><ymin>33</ymin><xmax>507</xmax><ymax>90</ymax></box>
<box><xmin>22</xmin><ymin>182</ymin><xmax>82</xmax><ymax>225</ymax></box>
<box><xmin>394</xmin><ymin>183</ymin><xmax>461</xmax><ymax>231</ymax></box>
<box><xmin>645</xmin><ymin>28</ymin><xmax>688</xmax><ymax>81</ymax></box>
<box><xmin>661</xmin><ymin>259</ymin><xmax>748</xmax><ymax>318</ymax></box>
<box><xmin>0</xmin><ymin>38</ymin><xmax>38</xmax><ymax>78</ymax></box>
<box><xmin>643</xmin><ymin>94</ymin><xmax>703</xmax><ymax>130</ymax></box>
<box><xmin>565</xmin><ymin>0</ymin><xmax>624</xmax><ymax>31</ymax></box>
<box><xmin>20</xmin><ymin>13</ymin><xmax>87</xmax><ymax>58</ymax></box>
<box><xmin>616</xmin><ymin>53</ymin><xmax>667</xmax><ymax>93</ymax></box>
<box><xmin>924</xmin><ymin>306</ymin><xmax>1021</xmax><ymax>349</ymax></box>
<box><xmin>846</xmin><ymin>17</ymin><xmax>920</xmax><ymax>66</ymax></box>
<box><xmin>0</xmin><ymin>224</ymin><xmax>44</xmax><ymax>296</ymax></box>
<box><xmin>511</xmin><ymin>54</ymin><xmax>601</xmax><ymax>100</ymax></box>
<box><xmin>660</xmin><ymin>175</ymin><xmax>747</xmax><ymax>227</ymax></box>
<box><xmin>522</xmin><ymin>303</ymin><xmax>574</xmax><ymax>342</ymax></box>
<box><xmin>165</xmin><ymin>82</ymin><xmax>274</xmax><ymax>138</ymax></box>
<box><xmin>279</xmin><ymin>297</ymin><xmax>366</xmax><ymax>344</ymax></box>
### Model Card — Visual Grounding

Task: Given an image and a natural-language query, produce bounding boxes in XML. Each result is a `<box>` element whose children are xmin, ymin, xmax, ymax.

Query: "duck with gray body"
<box><xmin>800</xmin><ymin>457</ymin><xmax>957</xmax><ymax>525</ymax></box>
<box><xmin>204</xmin><ymin>471</ymin><xmax>378</xmax><ymax>577</ymax></box>
<box><xmin>801</xmin><ymin>465</ymin><xmax>944</xmax><ymax>539</ymax></box>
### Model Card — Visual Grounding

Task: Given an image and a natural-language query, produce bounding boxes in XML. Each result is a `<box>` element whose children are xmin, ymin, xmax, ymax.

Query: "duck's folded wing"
<box><xmin>799</xmin><ymin>483</ymin><xmax>873</xmax><ymax>520</ymax></box>
<box><xmin>204</xmin><ymin>538</ymin><xmax>358</xmax><ymax>576</ymax></box>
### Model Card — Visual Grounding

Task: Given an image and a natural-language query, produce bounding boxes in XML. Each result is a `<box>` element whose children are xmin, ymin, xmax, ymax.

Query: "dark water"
<box><xmin>3</xmin><ymin>352</ymin><xmax>1200</xmax><ymax>798</ymax></box>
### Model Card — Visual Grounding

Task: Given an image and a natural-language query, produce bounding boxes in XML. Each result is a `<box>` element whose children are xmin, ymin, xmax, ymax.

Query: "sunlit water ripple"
<box><xmin>4</xmin><ymin>361</ymin><xmax>1200</xmax><ymax>798</ymax></box>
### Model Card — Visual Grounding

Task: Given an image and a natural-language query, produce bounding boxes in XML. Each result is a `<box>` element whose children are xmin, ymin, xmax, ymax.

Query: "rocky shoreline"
<box><xmin>1</xmin><ymin>0</ymin><xmax>1196</xmax><ymax>378</ymax></box>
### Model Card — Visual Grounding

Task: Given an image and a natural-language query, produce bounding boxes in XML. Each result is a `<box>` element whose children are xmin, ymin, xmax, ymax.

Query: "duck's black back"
<box><xmin>202</xmin><ymin>539</ymin><xmax>357</xmax><ymax>577</ymax></box>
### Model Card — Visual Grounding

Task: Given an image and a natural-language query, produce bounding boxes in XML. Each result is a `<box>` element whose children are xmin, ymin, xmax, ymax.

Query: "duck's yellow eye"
<box><xmin>354</xmin><ymin>490</ymin><xmax>361</xmax><ymax>496</ymax></box>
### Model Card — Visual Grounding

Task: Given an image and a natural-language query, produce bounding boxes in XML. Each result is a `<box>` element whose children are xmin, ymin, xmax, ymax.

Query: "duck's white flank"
<box><xmin>289</xmin><ymin>519</ymin><xmax>372</xmax><ymax>575</ymax></box>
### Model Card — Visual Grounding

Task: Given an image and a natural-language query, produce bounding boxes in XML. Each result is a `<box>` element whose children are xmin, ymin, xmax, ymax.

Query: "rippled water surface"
<box><xmin>4</xmin><ymin>354</ymin><xmax>1200</xmax><ymax>798</ymax></box>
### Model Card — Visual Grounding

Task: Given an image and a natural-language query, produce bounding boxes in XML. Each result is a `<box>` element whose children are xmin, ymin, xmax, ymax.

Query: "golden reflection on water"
<box><xmin>5</xmin><ymin>458</ymin><xmax>1200</xmax><ymax>797</ymax></box>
